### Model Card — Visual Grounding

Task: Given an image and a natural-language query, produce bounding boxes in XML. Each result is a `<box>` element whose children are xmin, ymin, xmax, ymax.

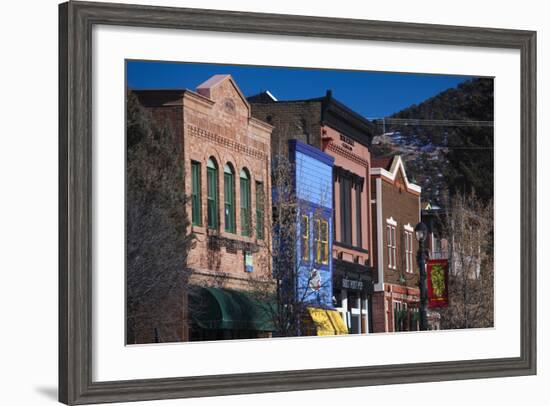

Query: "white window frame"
<box><xmin>404</xmin><ymin>230</ymin><xmax>413</xmax><ymax>273</ymax></box>
<box><xmin>393</xmin><ymin>300</ymin><xmax>407</xmax><ymax>312</ymax></box>
<box><xmin>386</xmin><ymin>218</ymin><xmax>397</xmax><ymax>270</ymax></box>
<box><xmin>404</xmin><ymin>224</ymin><xmax>414</xmax><ymax>274</ymax></box>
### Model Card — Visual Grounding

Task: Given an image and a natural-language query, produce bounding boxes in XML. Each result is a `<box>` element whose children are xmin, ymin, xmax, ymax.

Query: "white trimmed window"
<box><xmin>404</xmin><ymin>229</ymin><xmax>414</xmax><ymax>273</ymax></box>
<box><xmin>386</xmin><ymin>218</ymin><xmax>397</xmax><ymax>270</ymax></box>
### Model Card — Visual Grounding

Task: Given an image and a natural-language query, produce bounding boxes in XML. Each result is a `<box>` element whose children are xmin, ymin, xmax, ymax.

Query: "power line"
<box><xmin>369</xmin><ymin>118</ymin><xmax>493</xmax><ymax>127</ymax></box>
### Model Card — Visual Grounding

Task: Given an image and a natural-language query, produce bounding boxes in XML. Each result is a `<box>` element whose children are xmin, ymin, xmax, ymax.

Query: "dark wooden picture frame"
<box><xmin>59</xmin><ymin>1</ymin><xmax>537</xmax><ymax>404</ymax></box>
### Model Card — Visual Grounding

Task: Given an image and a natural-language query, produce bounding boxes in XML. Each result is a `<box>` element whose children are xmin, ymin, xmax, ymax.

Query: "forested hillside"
<box><xmin>371</xmin><ymin>78</ymin><xmax>494</xmax><ymax>205</ymax></box>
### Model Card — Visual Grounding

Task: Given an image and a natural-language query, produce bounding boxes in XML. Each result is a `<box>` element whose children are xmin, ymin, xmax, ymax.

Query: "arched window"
<box><xmin>206</xmin><ymin>158</ymin><xmax>218</xmax><ymax>229</ymax></box>
<box><xmin>190</xmin><ymin>160</ymin><xmax>201</xmax><ymax>226</ymax></box>
<box><xmin>240</xmin><ymin>168</ymin><xmax>251</xmax><ymax>236</ymax></box>
<box><xmin>224</xmin><ymin>163</ymin><xmax>236</xmax><ymax>233</ymax></box>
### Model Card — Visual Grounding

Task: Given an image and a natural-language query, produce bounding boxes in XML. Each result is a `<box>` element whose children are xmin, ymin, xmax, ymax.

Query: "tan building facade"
<box><xmin>370</xmin><ymin>156</ymin><xmax>422</xmax><ymax>333</ymax></box>
<box><xmin>135</xmin><ymin>75</ymin><xmax>274</xmax><ymax>340</ymax></box>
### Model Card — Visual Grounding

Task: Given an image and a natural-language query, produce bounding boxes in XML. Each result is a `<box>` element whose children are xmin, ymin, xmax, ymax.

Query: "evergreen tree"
<box><xmin>388</xmin><ymin>78</ymin><xmax>494</xmax><ymax>203</ymax></box>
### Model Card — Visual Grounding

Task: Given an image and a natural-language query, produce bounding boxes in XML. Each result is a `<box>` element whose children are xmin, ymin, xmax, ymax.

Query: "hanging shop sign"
<box><xmin>427</xmin><ymin>259</ymin><xmax>449</xmax><ymax>308</ymax></box>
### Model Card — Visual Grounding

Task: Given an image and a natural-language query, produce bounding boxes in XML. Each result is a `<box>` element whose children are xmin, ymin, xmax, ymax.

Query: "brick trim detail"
<box><xmin>187</xmin><ymin>124</ymin><xmax>268</xmax><ymax>160</ymax></box>
<box><xmin>326</xmin><ymin>142</ymin><xmax>370</xmax><ymax>167</ymax></box>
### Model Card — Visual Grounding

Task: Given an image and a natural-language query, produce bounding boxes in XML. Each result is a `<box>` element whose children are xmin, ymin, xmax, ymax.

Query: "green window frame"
<box><xmin>224</xmin><ymin>164</ymin><xmax>236</xmax><ymax>233</ymax></box>
<box><xmin>191</xmin><ymin>161</ymin><xmax>201</xmax><ymax>226</ymax></box>
<box><xmin>255</xmin><ymin>181</ymin><xmax>264</xmax><ymax>240</ymax></box>
<box><xmin>207</xmin><ymin>158</ymin><xmax>218</xmax><ymax>229</ymax></box>
<box><xmin>240</xmin><ymin>169</ymin><xmax>251</xmax><ymax>236</ymax></box>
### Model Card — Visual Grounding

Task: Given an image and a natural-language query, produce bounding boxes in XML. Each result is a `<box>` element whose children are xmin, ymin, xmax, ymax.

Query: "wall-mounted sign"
<box><xmin>427</xmin><ymin>259</ymin><xmax>449</xmax><ymax>308</ymax></box>
<box><xmin>339</xmin><ymin>133</ymin><xmax>355</xmax><ymax>151</ymax></box>
<box><xmin>342</xmin><ymin>277</ymin><xmax>364</xmax><ymax>291</ymax></box>
<box><xmin>244</xmin><ymin>251</ymin><xmax>253</xmax><ymax>273</ymax></box>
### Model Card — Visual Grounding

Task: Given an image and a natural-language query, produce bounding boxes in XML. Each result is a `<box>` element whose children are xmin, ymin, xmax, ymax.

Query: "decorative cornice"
<box><xmin>187</xmin><ymin>124</ymin><xmax>268</xmax><ymax>160</ymax></box>
<box><xmin>333</xmin><ymin>240</ymin><xmax>369</xmax><ymax>255</ymax></box>
<box><xmin>326</xmin><ymin>142</ymin><xmax>370</xmax><ymax>167</ymax></box>
<box><xmin>321</xmin><ymin>96</ymin><xmax>373</xmax><ymax>147</ymax></box>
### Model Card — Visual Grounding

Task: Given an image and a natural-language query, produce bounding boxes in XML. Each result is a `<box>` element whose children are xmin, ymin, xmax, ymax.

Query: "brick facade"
<box><xmin>135</xmin><ymin>75</ymin><xmax>273</xmax><ymax>340</ymax></box>
<box><xmin>250</xmin><ymin>100</ymin><xmax>323</xmax><ymax>157</ymax></box>
<box><xmin>371</xmin><ymin>156</ymin><xmax>422</xmax><ymax>333</ymax></box>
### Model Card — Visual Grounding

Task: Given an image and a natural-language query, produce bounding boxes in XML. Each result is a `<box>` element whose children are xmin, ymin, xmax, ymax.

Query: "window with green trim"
<box><xmin>224</xmin><ymin>164</ymin><xmax>236</xmax><ymax>233</ymax></box>
<box><xmin>207</xmin><ymin>158</ymin><xmax>218</xmax><ymax>229</ymax></box>
<box><xmin>255</xmin><ymin>181</ymin><xmax>264</xmax><ymax>240</ymax></box>
<box><xmin>240</xmin><ymin>169</ymin><xmax>251</xmax><ymax>236</ymax></box>
<box><xmin>191</xmin><ymin>161</ymin><xmax>201</xmax><ymax>226</ymax></box>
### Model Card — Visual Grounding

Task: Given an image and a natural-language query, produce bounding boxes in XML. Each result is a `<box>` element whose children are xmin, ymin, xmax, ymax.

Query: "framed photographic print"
<box><xmin>59</xmin><ymin>1</ymin><xmax>536</xmax><ymax>404</ymax></box>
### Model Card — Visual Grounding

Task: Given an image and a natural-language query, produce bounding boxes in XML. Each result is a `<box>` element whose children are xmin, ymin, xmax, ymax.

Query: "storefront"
<box><xmin>135</xmin><ymin>74</ymin><xmax>274</xmax><ymax>342</ymax></box>
<box><xmin>333</xmin><ymin>259</ymin><xmax>374</xmax><ymax>334</ymax></box>
<box><xmin>188</xmin><ymin>286</ymin><xmax>275</xmax><ymax>341</ymax></box>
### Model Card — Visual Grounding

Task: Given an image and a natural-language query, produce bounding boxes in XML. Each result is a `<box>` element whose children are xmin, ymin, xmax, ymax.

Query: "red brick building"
<box><xmin>370</xmin><ymin>155</ymin><xmax>422</xmax><ymax>333</ymax></box>
<box><xmin>250</xmin><ymin>90</ymin><xmax>375</xmax><ymax>334</ymax></box>
<box><xmin>134</xmin><ymin>75</ymin><xmax>274</xmax><ymax>341</ymax></box>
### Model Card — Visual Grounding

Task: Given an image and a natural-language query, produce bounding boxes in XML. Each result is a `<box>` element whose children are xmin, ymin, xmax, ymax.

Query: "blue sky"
<box><xmin>127</xmin><ymin>60</ymin><xmax>474</xmax><ymax>118</ymax></box>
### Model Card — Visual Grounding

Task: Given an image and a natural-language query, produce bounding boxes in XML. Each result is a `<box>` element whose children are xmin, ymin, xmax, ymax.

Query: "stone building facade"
<box><xmin>370</xmin><ymin>156</ymin><xmax>422</xmax><ymax>333</ymax></box>
<box><xmin>135</xmin><ymin>75</ymin><xmax>274</xmax><ymax>341</ymax></box>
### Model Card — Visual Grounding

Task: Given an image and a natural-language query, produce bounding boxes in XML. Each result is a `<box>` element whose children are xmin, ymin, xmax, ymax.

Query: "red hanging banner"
<box><xmin>427</xmin><ymin>259</ymin><xmax>449</xmax><ymax>308</ymax></box>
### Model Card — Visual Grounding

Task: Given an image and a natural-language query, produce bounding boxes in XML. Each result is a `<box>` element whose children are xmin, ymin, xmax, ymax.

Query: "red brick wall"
<box><xmin>370</xmin><ymin>162</ymin><xmax>421</xmax><ymax>333</ymax></box>
<box><xmin>371</xmin><ymin>292</ymin><xmax>387</xmax><ymax>333</ymax></box>
<box><xmin>380</xmin><ymin>178</ymin><xmax>421</xmax><ymax>287</ymax></box>
<box><xmin>372</xmin><ymin>285</ymin><xmax>421</xmax><ymax>333</ymax></box>
<box><xmin>371</xmin><ymin>170</ymin><xmax>421</xmax><ymax>289</ymax></box>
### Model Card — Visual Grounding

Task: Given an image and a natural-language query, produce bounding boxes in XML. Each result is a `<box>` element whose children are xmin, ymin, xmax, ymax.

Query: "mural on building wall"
<box><xmin>125</xmin><ymin>59</ymin><xmax>494</xmax><ymax>343</ymax></box>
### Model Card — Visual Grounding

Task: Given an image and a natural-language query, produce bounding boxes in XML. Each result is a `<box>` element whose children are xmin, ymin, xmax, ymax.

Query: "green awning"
<box><xmin>190</xmin><ymin>287</ymin><xmax>276</xmax><ymax>332</ymax></box>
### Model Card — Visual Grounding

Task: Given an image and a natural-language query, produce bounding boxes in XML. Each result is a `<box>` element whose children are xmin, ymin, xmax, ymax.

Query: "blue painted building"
<box><xmin>289</xmin><ymin>140</ymin><xmax>335</xmax><ymax>309</ymax></box>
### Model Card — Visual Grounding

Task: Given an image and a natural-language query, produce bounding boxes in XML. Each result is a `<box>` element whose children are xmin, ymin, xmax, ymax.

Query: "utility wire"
<box><xmin>369</xmin><ymin>118</ymin><xmax>494</xmax><ymax>127</ymax></box>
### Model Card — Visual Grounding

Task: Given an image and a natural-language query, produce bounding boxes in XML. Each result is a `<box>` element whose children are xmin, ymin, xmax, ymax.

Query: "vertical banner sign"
<box><xmin>427</xmin><ymin>259</ymin><xmax>449</xmax><ymax>308</ymax></box>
